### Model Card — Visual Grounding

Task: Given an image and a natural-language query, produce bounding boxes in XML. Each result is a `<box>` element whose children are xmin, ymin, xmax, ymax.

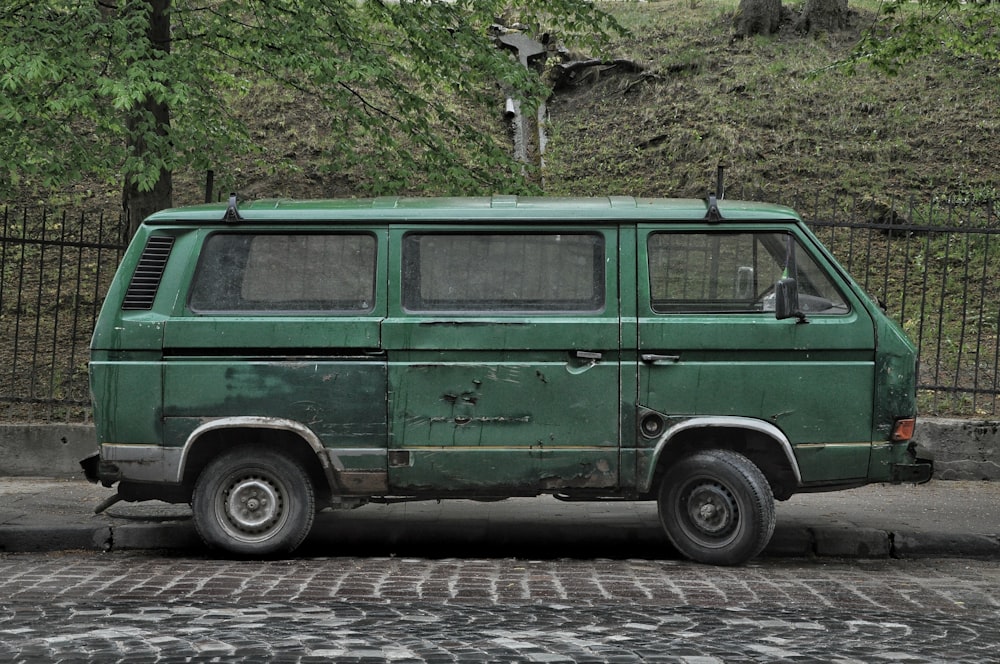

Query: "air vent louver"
<box><xmin>121</xmin><ymin>236</ymin><xmax>175</xmax><ymax>310</ymax></box>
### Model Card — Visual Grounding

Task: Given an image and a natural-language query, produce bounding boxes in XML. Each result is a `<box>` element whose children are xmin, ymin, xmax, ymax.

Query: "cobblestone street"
<box><xmin>1</xmin><ymin>552</ymin><xmax>998</xmax><ymax>662</ymax></box>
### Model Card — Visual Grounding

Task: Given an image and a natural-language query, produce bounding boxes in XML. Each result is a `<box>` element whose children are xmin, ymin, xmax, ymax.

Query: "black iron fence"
<box><xmin>793</xmin><ymin>193</ymin><xmax>999</xmax><ymax>417</ymax></box>
<box><xmin>1</xmin><ymin>197</ymin><xmax>997</xmax><ymax>421</ymax></box>
<box><xmin>0</xmin><ymin>207</ymin><xmax>128</xmax><ymax>421</ymax></box>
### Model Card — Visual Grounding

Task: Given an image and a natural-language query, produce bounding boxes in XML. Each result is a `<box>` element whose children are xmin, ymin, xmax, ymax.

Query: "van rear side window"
<box><xmin>189</xmin><ymin>233</ymin><xmax>377</xmax><ymax>313</ymax></box>
<box><xmin>401</xmin><ymin>232</ymin><xmax>605</xmax><ymax>313</ymax></box>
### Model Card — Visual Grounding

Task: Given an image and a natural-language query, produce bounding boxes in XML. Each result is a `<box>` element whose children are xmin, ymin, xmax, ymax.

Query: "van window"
<box><xmin>189</xmin><ymin>233</ymin><xmax>376</xmax><ymax>313</ymax></box>
<box><xmin>648</xmin><ymin>232</ymin><xmax>848</xmax><ymax>314</ymax></box>
<box><xmin>402</xmin><ymin>232</ymin><xmax>605</xmax><ymax>313</ymax></box>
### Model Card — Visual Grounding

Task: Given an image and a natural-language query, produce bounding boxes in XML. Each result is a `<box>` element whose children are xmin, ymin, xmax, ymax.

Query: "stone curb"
<box><xmin>891</xmin><ymin>531</ymin><xmax>1000</xmax><ymax>559</ymax></box>
<box><xmin>1</xmin><ymin>525</ymin><xmax>112</xmax><ymax>552</ymax></box>
<box><xmin>3</xmin><ymin>521</ymin><xmax>997</xmax><ymax>560</ymax></box>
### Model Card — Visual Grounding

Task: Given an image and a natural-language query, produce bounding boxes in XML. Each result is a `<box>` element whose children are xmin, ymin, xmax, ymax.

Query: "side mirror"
<box><xmin>774</xmin><ymin>277</ymin><xmax>806</xmax><ymax>322</ymax></box>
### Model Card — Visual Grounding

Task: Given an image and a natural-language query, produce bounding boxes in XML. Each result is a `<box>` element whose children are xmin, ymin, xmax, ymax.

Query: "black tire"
<box><xmin>192</xmin><ymin>446</ymin><xmax>315</xmax><ymax>557</ymax></box>
<box><xmin>658</xmin><ymin>449</ymin><xmax>775</xmax><ymax>566</ymax></box>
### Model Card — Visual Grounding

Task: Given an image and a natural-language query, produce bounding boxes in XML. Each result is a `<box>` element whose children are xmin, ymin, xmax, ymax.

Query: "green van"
<box><xmin>81</xmin><ymin>195</ymin><xmax>931</xmax><ymax>565</ymax></box>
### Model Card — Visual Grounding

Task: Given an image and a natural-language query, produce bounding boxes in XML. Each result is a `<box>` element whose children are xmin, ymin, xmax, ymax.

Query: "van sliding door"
<box><xmin>384</xmin><ymin>226</ymin><xmax>621</xmax><ymax>494</ymax></box>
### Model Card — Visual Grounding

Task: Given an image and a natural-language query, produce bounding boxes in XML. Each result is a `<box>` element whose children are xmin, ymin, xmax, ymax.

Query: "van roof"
<box><xmin>143</xmin><ymin>196</ymin><xmax>801</xmax><ymax>225</ymax></box>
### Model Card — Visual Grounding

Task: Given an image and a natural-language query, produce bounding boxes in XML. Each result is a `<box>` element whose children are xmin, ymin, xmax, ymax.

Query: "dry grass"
<box><xmin>543</xmin><ymin>0</ymin><xmax>999</xmax><ymax>205</ymax></box>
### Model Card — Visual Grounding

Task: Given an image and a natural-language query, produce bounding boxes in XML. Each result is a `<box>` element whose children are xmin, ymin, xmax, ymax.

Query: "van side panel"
<box><xmin>90</xmin><ymin>351</ymin><xmax>163</xmax><ymax>448</ymax></box>
<box><xmin>158</xmin><ymin>228</ymin><xmax>389</xmax><ymax>486</ymax></box>
<box><xmin>89</xmin><ymin>225</ymin><xmax>178</xmax><ymax>455</ymax></box>
<box><xmin>383</xmin><ymin>227</ymin><xmax>621</xmax><ymax>494</ymax></box>
<box><xmin>385</xmin><ymin>349</ymin><xmax>620</xmax><ymax>491</ymax></box>
<box><xmin>161</xmin><ymin>358</ymin><xmax>387</xmax><ymax>455</ymax></box>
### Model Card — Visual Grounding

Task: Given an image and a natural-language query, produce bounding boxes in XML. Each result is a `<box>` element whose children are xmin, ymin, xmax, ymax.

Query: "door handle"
<box><xmin>574</xmin><ymin>350</ymin><xmax>603</xmax><ymax>361</ymax></box>
<box><xmin>641</xmin><ymin>353</ymin><xmax>681</xmax><ymax>364</ymax></box>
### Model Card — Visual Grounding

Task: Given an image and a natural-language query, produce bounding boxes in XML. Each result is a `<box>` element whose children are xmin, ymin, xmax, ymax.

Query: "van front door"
<box><xmin>637</xmin><ymin>227</ymin><xmax>876</xmax><ymax>484</ymax></box>
<box><xmin>384</xmin><ymin>227</ymin><xmax>621</xmax><ymax>494</ymax></box>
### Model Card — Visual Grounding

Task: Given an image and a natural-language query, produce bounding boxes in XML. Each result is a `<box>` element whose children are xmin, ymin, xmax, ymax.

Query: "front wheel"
<box><xmin>192</xmin><ymin>446</ymin><xmax>315</xmax><ymax>557</ymax></box>
<box><xmin>658</xmin><ymin>449</ymin><xmax>775</xmax><ymax>566</ymax></box>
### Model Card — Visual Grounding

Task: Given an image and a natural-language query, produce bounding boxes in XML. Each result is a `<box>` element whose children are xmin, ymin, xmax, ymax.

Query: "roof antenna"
<box><xmin>223</xmin><ymin>192</ymin><xmax>242</xmax><ymax>223</ymax></box>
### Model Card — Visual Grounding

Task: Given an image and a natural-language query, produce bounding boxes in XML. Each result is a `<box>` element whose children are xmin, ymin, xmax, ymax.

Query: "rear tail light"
<box><xmin>891</xmin><ymin>417</ymin><xmax>916</xmax><ymax>442</ymax></box>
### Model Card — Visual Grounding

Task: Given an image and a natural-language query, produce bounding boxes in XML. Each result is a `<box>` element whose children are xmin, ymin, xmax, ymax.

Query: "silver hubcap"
<box><xmin>685</xmin><ymin>482</ymin><xmax>737</xmax><ymax>537</ymax></box>
<box><xmin>223</xmin><ymin>476</ymin><xmax>283</xmax><ymax>536</ymax></box>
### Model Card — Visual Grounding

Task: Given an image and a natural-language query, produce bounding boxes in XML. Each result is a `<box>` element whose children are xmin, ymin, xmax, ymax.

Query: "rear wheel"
<box><xmin>192</xmin><ymin>446</ymin><xmax>315</xmax><ymax>556</ymax></box>
<box><xmin>658</xmin><ymin>449</ymin><xmax>775</xmax><ymax>565</ymax></box>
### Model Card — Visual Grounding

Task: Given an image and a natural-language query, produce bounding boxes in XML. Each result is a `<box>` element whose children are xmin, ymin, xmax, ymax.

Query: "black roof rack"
<box><xmin>705</xmin><ymin>194</ymin><xmax>723</xmax><ymax>222</ymax></box>
<box><xmin>222</xmin><ymin>193</ymin><xmax>242</xmax><ymax>223</ymax></box>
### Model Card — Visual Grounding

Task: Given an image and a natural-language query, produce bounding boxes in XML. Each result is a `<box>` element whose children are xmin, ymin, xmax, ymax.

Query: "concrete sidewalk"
<box><xmin>0</xmin><ymin>478</ymin><xmax>997</xmax><ymax>560</ymax></box>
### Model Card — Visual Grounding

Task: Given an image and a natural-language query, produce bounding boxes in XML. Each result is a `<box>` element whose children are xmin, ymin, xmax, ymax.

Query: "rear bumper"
<box><xmin>891</xmin><ymin>458</ymin><xmax>933</xmax><ymax>484</ymax></box>
<box><xmin>80</xmin><ymin>453</ymin><xmax>100</xmax><ymax>483</ymax></box>
<box><xmin>79</xmin><ymin>452</ymin><xmax>121</xmax><ymax>488</ymax></box>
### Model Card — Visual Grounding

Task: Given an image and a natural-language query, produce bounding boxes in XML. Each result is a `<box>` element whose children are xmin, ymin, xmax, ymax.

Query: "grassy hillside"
<box><xmin>542</xmin><ymin>1</ymin><xmax>998</xmax><ymax>205</ymax></box>
<box><xmin>33</xmin><ymin>0</ymin><xmax>996</xmax><ymax>212</ymax></box>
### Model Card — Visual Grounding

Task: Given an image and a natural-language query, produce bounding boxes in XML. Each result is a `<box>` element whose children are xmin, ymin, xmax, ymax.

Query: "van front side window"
<box><xmin>189</xmin><ymin>233</ymin><xmax>376</xmax><ymax>313</ymax></box>
<box><xmin>402</xmin><ymin>232</ymin><xmax>605</xmax><ymax>313</ymax></box>
<box><xmin>647</xmin><ymin>232</ymin><xmax>848</xmax><ymax>315</ymax></box>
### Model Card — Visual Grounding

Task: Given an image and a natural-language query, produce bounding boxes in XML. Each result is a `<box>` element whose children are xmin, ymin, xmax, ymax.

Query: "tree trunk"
<box><xmin>733</xmin><ymin>0</ymin><xmax>782</xmax><ymax>39</ymax></box>
<box><xmin>796</xmin><ymin>0</ymin><xmax>849</xmax><ymax>34</ymax></box>
<box><xmin>123</xmin><ymin>0</ymin><xmax>173</xmax><ymax>237</ymax></box>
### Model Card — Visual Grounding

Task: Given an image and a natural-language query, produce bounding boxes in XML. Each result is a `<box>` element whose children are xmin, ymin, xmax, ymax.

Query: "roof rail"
<box><xmin>705</xmin><ymin>194</ymin><xmax>723</xmax><ymax>222</ymax></box>
<box><xmin>222</xmin><ymin>193</ymin><xmax>242</xmax><ymax>223</ymax></box>
<box><xmin>491</xmin><ymin>194</ymin><xmax>518</xmax><ymax>208</ymax></box>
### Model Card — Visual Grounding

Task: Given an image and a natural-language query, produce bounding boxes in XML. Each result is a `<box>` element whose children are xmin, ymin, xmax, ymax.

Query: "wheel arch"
<box><xmin>179</xmin><ymin>417</ymin><xmax>336</xmax><ymax>501</ymax></box>
<box><xmin>642</xmin><ymin>417</ymin><xmax>802</xmax><ymax>500</ymax></box>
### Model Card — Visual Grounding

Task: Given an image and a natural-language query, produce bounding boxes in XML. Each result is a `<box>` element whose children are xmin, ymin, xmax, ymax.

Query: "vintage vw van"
<box><xmin>82</xmin><ymin>195</ymin><xmax>931</xmax><ymax>565</ymax></box>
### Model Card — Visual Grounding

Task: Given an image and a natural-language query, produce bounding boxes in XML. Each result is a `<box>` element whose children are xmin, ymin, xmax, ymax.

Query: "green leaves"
<box><xmin>1</xmin><ymin>0</ymin><xmax>620</xmax><ymax>202</ymax></box>
<box><xmin>852</xmin><ymin>0</ymin><xmax>999</xmax><ymax>73</ymax></box>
